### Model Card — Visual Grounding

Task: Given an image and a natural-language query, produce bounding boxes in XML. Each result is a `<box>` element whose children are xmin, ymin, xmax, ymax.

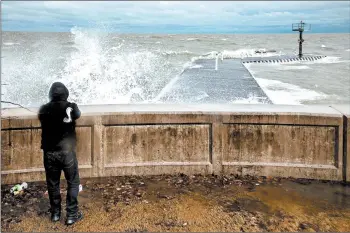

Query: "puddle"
<box><xmin>246</xmin><ymin>180</ymin><xmax>350</xmax><ymax>216</ymax></box>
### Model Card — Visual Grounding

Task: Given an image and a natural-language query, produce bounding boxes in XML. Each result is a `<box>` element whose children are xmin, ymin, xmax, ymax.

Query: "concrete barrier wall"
<box><xmin>1</xmin><ymin>104</ymin><xmax>349</xmax><ymax>184</ymax></box>
<box><xmin>331</xmin><ymin>105</ymin><xmax>350</xmax><ymax>182</ymax></box>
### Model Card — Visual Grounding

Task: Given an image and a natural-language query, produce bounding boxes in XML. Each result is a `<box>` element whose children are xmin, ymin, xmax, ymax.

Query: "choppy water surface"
<box><xmin>2</xmin><ymin>29</ymin><xmax>350</xmax><ymax>107</ymax></box>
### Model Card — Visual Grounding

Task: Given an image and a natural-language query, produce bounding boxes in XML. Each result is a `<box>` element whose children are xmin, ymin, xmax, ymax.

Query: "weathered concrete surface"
<box><xmin>1</xmin><ymin>127</ymin><xmax>93</xmax><ymax>184</ymax></box>
<box><xmin>103</xmin><ymin>124</ymin><xmax>212</xmax><ymax>176</ymax></box>
<box><xmin>155</xmin><ymin>59</ymin><xmax>272</xmax><ymax>104</ymax></box>
<box><xmin>331</xmin><ymin>105</ymin><xmax>350</xmax><ymax>183</ymax></box>
<box><xmin>220</xmin><ymin>108</ymin><xmax>344</xmax><ymax>180</ymax></box>
<box><xmin>1</xmin><ymin>104</ymin><xmax>347</xmax><ymax>184</ymax></box>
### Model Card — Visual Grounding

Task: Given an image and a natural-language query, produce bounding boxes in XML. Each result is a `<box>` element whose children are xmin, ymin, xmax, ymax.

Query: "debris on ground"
<box><xmin>1</xmin><ymin>174</ymin><xmax>350</xmax><ymax>232</ymax></box>
<box><xmin>10</xmin><ymin>182</ymin><xmax>28</xmax><ymax>196</ymax></box>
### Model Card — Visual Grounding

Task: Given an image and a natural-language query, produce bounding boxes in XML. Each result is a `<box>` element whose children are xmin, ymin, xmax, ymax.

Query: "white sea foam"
<box><xmin>191</xmin><ymin>48</ymin><xmax>282</xmax><ymax>62</ymax></box>
<box><xmin>311</xmin><ymin>56</ymin><xmax>350</xmax><ymax>64</ymax></box>
<box><xmin>3</xmin><ymin>42</ymin><xmax>20</xmax><ymax>46</ymax></box>
<box><xmin>187</xmin><ymin>38</ymin><xmax>200</xmax><ymax>41</ymax></box>
<box><xmin>243</xmin><ymin>63</ymin><xmax>327</xmax><ymax>105</ymax></box>
<box><xmin>277</xmin><ymin>65</ymin><xmax>311</xmax><ymax>70</ymax></box>
<box><xmin>255</xmin><ymin>78</ymin><xmax>328</xmax><ymax>105</ymax></box>
<box><xmin>195</xmin><ymin>91</ymin><xmax>209</xmax><ymax>101</ymax></box>
<box><xmin>152</xmin><ymin>75</ymin><xmax>181</xmax><ymax>102</ymax></box>
<box><xmin>162</xmin><ymin>50</ymin><xmax>194</xmax><ymax>55</ymax></box>
<box><xmin>232</xmin><ymin>95</ymin><xmax>266</xmax><ymax>104</ymax></box>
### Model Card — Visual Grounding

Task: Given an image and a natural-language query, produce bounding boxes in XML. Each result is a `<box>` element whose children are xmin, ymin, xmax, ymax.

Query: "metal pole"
<box><xmin>299</xmin><ymin>30</ymin><xmax>303</xmax><ymax>58</ymax></box>
<box><xmin>215</xmin><ymin>54</ymin><xmax>219</xmax><ymax>70</ymax></box>
<box><xmin>292</xmin><ymin>21</ymin><xmax>309</xmax><ymax>58</ymax></box>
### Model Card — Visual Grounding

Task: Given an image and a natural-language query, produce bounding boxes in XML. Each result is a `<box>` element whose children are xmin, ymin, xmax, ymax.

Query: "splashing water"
<box><xmin>2</xmin><ymin>30</ymin><xmax>349</xmax><ymax>107</ymax></box>
<box><xmin>40</xmin><ymin>29</ymin><xmax>282</xmax><ymax>105</ymax></box>
<box><xmin>55</xmin><ymin>27</ymin><xmax>183</xmax><ymax>105</ymax></box>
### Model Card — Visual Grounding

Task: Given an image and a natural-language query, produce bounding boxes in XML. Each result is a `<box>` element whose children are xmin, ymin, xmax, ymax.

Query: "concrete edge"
<box><xmin>242</xmin><ymin>63</ymin><xmax>274</xmax><ymax>103</ymax></box>
<box><xmin>330</xmin><ymin>105</ymin><xmax>350</xmax><ymax>183</ymax></box>
<box><xmin>1</xmin><ymin>104</ymin><xmax>345</xmax><ymax>119</ymax></box>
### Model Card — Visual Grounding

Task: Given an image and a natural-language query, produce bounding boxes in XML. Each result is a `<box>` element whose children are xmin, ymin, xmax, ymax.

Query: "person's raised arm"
<box><xmin>38</xmin><ymin>105</ymin><xmax>47</xmax><ymax>122</ymax></box>
<box><xmin>70</xmin><ymin>103</ymin><xmax>81</xmax><ymax>120</ymax></box>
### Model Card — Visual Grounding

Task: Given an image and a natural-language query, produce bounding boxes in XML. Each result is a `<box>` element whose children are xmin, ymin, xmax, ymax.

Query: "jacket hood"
<box><xmin>49</xmin><ymin>82</ymin><xmax>69</xmax><ymax>101</ymax></box>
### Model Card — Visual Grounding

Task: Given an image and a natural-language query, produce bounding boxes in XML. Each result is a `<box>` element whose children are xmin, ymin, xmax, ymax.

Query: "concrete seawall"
<box><xmin>1</xmin><ymin>104</ymin><xmax>349</xmax><ymax>184</ymax></box>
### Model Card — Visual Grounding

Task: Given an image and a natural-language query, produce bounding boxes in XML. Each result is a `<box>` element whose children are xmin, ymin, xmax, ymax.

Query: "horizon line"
<box><xmin>3</xmin><ymin>29</ymin><xmax>349</xmax><ymax>34</ymax></box>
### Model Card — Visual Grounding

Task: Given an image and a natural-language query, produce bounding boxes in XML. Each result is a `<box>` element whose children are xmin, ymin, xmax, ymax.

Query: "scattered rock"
<box><xmin>299</xmin><ymin>222</ymin><xmax>309</xmax><ymax>230</ymax></box>
<box><xmin>135</xmin><ymin>192</ymin><xmax>142</xmax><ymax>197</ymax></box>
<box><xmin>124</xmin><ymin>228</ymin><xmax>148</xmax><ymax>232</ymax></box>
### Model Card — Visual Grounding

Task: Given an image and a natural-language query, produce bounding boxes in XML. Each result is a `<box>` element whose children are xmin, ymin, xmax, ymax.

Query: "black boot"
<box><xmin>66</xmin><ymin>211</ymin><xmax>83</xmax><ymax>225</ymax></box>
<box><xmin>51</xmin><ymin>212</ymin><xmax>61</xmax><ymax>222</ymax></box>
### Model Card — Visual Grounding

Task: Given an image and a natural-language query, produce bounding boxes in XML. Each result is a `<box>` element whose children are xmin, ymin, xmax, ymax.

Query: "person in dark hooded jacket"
<box><xmin>38</xmin><ymin>82</ymin><xmax>83</xmax><ymax>225</ymax></box>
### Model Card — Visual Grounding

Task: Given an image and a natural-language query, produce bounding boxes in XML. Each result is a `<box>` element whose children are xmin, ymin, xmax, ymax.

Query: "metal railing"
<box><xmin>292</xmin><ymin>22</ymin><xmax>311</xmax><ymax>32</ymax></box>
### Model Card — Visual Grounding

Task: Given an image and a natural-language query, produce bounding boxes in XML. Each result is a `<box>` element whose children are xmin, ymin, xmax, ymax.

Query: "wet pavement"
<box><xmin>1</xmin><ymin>174</ymin><xmax>350</xmax><ymax>232</ymax></box>
<box><xmin>157</xmin><ymin>59</ymin><xmax>272</xmax><ymax>104</ymax></box>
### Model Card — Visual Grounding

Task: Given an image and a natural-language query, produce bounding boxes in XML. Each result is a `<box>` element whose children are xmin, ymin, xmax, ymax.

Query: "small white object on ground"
<box><xmin>10</xmin><ymin>182</ymin><xmax>28</xmax><ymax>195</ymax></box>
<box><xmin>21</xmin><ymin>182</ymin><xmax>28</xmax><ymax>189</ymax></box>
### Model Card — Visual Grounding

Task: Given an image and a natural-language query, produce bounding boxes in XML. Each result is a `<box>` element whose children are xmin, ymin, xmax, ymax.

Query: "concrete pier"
<box><xmin>157</xmin><ymin>59</ymin><xmax>272</xmax><ymax>104</ymax></box>
<box><xmin>156</xmin><ymin>55</ymin><xmax>326</xmax><ymax>104</ymax></box>
<box><xmin>1</xmin><ymin>104</ymin><xmax>349</xmax><ymax>184</ymax></box>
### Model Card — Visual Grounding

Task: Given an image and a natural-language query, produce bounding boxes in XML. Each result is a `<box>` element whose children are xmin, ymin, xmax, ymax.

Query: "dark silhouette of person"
<box><xmin>38</xmin><ymin>82</ymin><xmax>83</xmax><ymax>225</ymax></box>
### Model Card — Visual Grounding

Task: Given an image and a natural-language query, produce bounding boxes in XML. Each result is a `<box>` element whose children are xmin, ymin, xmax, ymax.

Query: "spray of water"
<box><xmin>55</xmin><ymin>27</ymin><xmax>183</xmax><ymax>105</ymax></box>
<box><xmin>3</xmin><ymin>28</ymin><xmax>345</xmax><ymax>107</ymax></box>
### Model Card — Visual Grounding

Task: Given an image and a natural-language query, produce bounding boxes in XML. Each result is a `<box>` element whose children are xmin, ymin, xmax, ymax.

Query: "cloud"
<box><xmin>2</xmin><ymin>1</ymin><xmax>350</xmax><ymax>33</ymax></box>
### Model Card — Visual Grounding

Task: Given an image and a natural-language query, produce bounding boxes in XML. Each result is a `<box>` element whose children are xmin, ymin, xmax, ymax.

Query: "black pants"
<box><xmin>43</xmin><ymin>150</ymin><xmax>80</xmax><ymax>217</ymax></box>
